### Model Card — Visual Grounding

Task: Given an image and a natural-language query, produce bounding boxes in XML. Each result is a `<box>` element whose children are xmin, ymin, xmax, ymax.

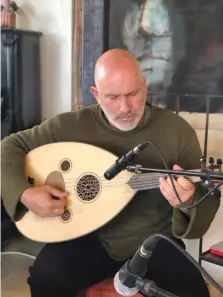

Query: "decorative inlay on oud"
<box><xmin>60</xmin><ymin>208</ymin><xmax>72</xmax><ymax>223</ymax></box>
<box><xmin>75</xmin><ymin>174</ymin><xmax>101</xmax><ymax>202</ymax></box>
<box><xmin>59</xmin><ymin>159</ymin><xmax>72</xmax><ymax>173</ymax></box>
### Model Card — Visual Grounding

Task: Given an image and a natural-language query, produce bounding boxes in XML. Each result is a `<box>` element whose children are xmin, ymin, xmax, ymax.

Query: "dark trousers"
<box><xmin>28</xmin><ymin>234</ymin><xmax>210</xmax><ymax>297</ymax></box>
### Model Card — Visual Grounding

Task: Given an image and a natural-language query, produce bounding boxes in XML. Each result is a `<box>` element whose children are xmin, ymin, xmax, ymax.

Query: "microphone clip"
<box><xmin>104</xmin><ymin>141</ymin><xmax>148</xmax><ymax>180</ymax></box>
<box><xmin>104</xmin><ymin>154</ymin><xmax>134</xmax><ymax>180</ymax></box>
<box><xmin>114</xmin><ymin>154</ymin><xmax>133</xmax><ymax>172</ymax></box>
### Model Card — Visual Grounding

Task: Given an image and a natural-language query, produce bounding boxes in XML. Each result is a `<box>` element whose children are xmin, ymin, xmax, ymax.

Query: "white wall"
<box><xmin>15</xmin><ymin>0</ymin><xmax>73</xmax><ymax>120</ymax></box>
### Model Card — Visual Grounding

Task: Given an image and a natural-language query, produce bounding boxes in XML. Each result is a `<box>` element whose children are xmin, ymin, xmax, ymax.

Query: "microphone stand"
<box><xmin>126</xmin><ymin>165</ymin><xmax>223</xmax><ymax>181</ymax></box>
<box><xmin>135</xmin><ymin>278</ymin><xmax>179</xmax><ymax>297</ymax></box>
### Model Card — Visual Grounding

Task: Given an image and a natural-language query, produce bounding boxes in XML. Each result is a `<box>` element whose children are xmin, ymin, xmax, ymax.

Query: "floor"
<box><xmin>2</xmin><ymin>252</ymin><xmax>35</xmax><ymax>297</ymax></box>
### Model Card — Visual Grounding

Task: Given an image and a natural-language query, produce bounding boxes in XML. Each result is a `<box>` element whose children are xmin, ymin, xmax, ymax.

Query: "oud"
<box><xmin>15</xmin><ymin>142</ymin><xmax>222</xmax><ymax>243</ymax></box>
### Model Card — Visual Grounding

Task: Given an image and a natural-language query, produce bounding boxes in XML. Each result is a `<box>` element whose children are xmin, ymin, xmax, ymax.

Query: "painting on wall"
<box><xmin>108</xmin><ymin>0</ymin><xmax>223</xmax><ymax>113</ymax></box>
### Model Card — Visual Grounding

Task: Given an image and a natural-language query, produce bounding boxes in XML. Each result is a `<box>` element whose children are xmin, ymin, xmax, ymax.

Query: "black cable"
<box><xmin>135</xmin><ymin>278</ymin><xmax>179</xmax><ymax>297</ymax></box>
<box><xmin>154</xmin><ymin>287</ymin><xmax>179</xmax><ymax>297</ymax></box>
<box><xmin>142</xmin><ymin>140</ymin><xmax>222</xmax><ymax>209</ymax></box>
<box><xmin>153</xmin><ymin>234</ymin><xmax>223</xmax><ymax>295</ymax></box>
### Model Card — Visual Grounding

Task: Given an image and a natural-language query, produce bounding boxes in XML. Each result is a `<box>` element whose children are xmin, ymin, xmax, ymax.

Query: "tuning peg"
<box><xmin>209</xmin><ymin>157</ymin><xmax>215</xmax><ymax>170</ymax></box>
<box><xmin>200</xmin><ymin>156</ymin><xmax>206</xmax><ymax>171</ymax></box>
<box><xmin>209</xmin><ymin>157</ymin><xmax>214</xmax><ymax>163</ymax></box>
<box><xmin>217</xmin><ymin>158</ymin><xmax>222</xmax><ymax>172</ymax></box>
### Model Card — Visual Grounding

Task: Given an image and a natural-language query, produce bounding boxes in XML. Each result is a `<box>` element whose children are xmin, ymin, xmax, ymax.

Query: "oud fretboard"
<box><xmin>127</xmin><ymin>170</ymin><xmax>201</xmax><ymax>191</ymax></box>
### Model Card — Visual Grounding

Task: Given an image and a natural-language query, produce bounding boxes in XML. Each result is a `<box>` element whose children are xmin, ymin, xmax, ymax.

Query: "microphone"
<box><xmin>114</xmin><ymin>233</ymin><xmax>223</xmax><ymax>297</ymax></box>
<box><xmin>114</xmin><ymin>234</ymin><xmax>160</xmax><ymax>296</ymax></box>
<box><xmin>104</xmin><ymin>141</ymin><xmax>148</xmax><ymax>180</ymax></box>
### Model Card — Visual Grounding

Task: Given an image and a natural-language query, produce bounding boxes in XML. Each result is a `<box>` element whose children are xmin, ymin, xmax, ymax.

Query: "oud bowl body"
<box><xmin>15</xmin><ymin>142</ymin><xmax>136</xmax><ymax>243</ymax></box>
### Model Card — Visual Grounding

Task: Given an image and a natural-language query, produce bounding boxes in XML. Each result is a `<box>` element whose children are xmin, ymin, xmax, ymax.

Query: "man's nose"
<box><xmin>119</xmin><ymin>97</ymin><xmax>131</xmax><ymax>113</ymax></box>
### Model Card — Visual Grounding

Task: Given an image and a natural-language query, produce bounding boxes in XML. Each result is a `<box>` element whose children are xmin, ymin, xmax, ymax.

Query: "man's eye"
<box><xmin>129</xmin><ymin>92</ymin><xmax>137</xmax><ymax>97</ymax></box>
<box><xmin>108</xmin><ymin>96</ymin><xmax>118</xmax><ymax>100</ymax></box>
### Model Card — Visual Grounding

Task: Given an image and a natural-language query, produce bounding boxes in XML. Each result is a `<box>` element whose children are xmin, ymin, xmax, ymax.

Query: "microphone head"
<box><xmin>114</xmin><ymin>272</ymin><xmax>139</xmax><ymax>296</ymax></box>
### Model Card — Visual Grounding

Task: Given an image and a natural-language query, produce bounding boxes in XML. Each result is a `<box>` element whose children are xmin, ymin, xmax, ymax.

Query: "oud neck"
<box><xmin>127</xmin><ymin>170</ymin><xmax>201</xmax><ymax>191</ymax></box>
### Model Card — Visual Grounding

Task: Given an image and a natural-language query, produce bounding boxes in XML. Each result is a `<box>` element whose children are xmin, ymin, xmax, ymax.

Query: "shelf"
<box><xmin>200</xmin><ymin>250</ymin><xmax>223</xmax><ymax>267</ymax></box>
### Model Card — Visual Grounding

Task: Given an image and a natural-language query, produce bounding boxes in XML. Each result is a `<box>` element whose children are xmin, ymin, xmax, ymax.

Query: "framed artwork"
<box><xmin>75</xmin><ymin>0</ymin><xmax>223</xmax><ymax>114</ymax></box>
<box><xmin>108</xmin><ymin>0</ymin><xmax>223</xmax><ymax>113</ymax></box>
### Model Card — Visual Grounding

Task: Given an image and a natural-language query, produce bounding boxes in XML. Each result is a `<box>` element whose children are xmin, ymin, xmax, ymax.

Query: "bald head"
<box><xmin>91</xmin><ymin>49</ymin><xmax>147</xmax><ymax>131</ymax></box>
<box><xmin>94</xmin><ymin>49</ymin><xmax>143</xmax><ymax>88</ymax></box>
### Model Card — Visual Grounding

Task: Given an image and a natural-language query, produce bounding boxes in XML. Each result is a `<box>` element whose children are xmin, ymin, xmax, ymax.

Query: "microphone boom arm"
<box><xmin>126</xmin><ymin>165</ymin><xmax>223</xmax><ymax>181</ymax></box>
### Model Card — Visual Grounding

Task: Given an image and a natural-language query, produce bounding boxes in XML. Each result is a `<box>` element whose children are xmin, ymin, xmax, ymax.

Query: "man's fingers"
<box><xmin>160</xmin><ymin>176</ymin><xmax>182</xmax><ymax>194</ymax></box>
<box><xmin>159</xmin><ymin>177</ymin><xmax>175</xmax><ymax>197</ymax></box>
<box><xmin>159</xmin><ymin>177</ymin><xmax>168</xmax><ymax>186</ymax></box>
<box><xmin>172</xmin><ymin>164</ymin><xmax>193</xmax><ymax>190</ymax></box>
<box><xmin>173</xmin><ymin>164</ymin><xmax>183</xmax><ymax>171</ymax></box>
<box><xmin>47</xmin><ymin>208</ymin><xmax>65</xmax><ymax>217</ymax></box>
<box><xmin>159</xmin><ymin>166</ymin><xmax>195</xmax><ymax>207</ymax></box>
<box><xmin>45</xmin><ymin>185</ymin><xmax>67</xmax><ymax>199</ymax></box>
<box><xmin>166</xmin><ymin>176</ymin><xmax>182</xmax><ymax>193</ymax></box>
<box><xmin>51</xmin><ymin>198</ymin><xmax>66</xmax><ymax>209</ymax></box>
<box><xmin>160</xmin><ymin>186</ymin><xmax>169</xmax><ymax>200</ymax></box>
<box><xmin>54</xmin><ymin>208</ymin><xmax>65</xmax><ymax>215</ymax></box>
<box><xmin>177</xmin><ymin>177</ymin><xmax>194</xmax><ymax>191</ymax></box>
<box><xmin>160</xmin><ymin>176</ymin><xmax>183</xmax><ymax>201</ymax></box>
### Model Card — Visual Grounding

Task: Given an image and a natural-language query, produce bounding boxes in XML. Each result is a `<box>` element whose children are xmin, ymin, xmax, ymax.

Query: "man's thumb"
<box><xmin>46</xmin><ymin>185</ymin><xmax>67</xmax><ymax>198</ymax></box>
<box><xmin>173</xmin><ymin>164</ymin><xmax>183</xmax><ymax>171</ymax></box>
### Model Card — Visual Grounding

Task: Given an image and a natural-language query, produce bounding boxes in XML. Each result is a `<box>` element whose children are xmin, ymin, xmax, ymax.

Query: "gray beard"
<box><xmin>102</xmin><ymin>107</ymin><xmax>145</xmax><ymax>131</ymax></box>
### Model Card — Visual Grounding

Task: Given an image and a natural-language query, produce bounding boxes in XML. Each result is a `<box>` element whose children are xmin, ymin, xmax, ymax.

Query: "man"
<box><xmin>1</xmin><ymin>49</ymin><xmax>220</xmax><ymax>297</ymax></box>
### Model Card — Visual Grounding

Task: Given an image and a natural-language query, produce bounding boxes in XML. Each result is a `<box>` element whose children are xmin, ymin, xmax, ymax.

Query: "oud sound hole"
<box><xmin>60</xmin><ymin>208</ymin><xmax>72</xmax><ymax>223</ymax></box>
<box><xmin>76</xmin><ymin>174</ymin><xmax>100</xmax><ymax>202</ymax></box>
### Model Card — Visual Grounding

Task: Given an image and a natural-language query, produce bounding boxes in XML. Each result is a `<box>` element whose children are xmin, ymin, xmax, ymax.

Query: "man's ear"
<box><xmin>90</xmin><ymin>86</ymin><xmax>99</xmax><ymax>103</ymax></box>
<box><xmin>142</xmin><ymin>76</ymin><xmax>147</xmax><ymax>90</ymax></box>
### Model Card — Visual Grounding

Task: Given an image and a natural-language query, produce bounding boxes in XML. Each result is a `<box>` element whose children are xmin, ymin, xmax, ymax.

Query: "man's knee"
<box><xmin>28</xmin><ymin>260</ymin><xmax>60</xmax><ymax>287</ymax></box>
<box><xmin>27</xmin><ymin>255</ymin><xmax>81</xmax><ymax>296</ymax></box>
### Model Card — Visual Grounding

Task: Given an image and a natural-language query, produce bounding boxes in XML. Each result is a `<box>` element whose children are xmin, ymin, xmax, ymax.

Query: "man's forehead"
<box><xmin>97</xmin><ymin>86</ymin><xmax>132</xmax><ymax>94</ymax></box>
<box><xmin>103</xmin><ymin>87</ymin><xmax>140</xmax><ymax>96</ymax></box>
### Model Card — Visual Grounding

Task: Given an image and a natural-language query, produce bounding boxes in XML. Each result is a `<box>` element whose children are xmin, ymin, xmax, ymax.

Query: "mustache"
<box><xmin>116</xmin><ymin>111</ymin><xmax>138</xmax><ymax>119</ymax></box>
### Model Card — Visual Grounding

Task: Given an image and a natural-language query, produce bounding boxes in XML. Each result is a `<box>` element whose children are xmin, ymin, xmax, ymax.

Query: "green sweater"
<box><xmin>1</xmin><ymin>104</ymin><xmax>220</xmax><ymax>260</ymax></box>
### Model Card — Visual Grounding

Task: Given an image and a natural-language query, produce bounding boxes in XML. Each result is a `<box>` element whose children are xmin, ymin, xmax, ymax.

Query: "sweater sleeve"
<box><xmin>172</xmin><ymin>130</ymin><xmax>221</xmax><ymax>239</ymax></box>
<box><xmin>1</xmin><ymin>115</ymin><xmax>60</xmax><ymax>220</ymax></box>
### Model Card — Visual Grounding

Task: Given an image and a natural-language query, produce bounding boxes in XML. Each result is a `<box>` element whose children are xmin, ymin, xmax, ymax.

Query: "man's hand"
<box><xmin>159</xmin><ymin>165</ymin><xmax>195</xmax><ymax>208</ymax></box>
<box><xmin>21</xmin><ymin>185</ymin><xmax>67</xmax><ymax>217</ymax></box>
